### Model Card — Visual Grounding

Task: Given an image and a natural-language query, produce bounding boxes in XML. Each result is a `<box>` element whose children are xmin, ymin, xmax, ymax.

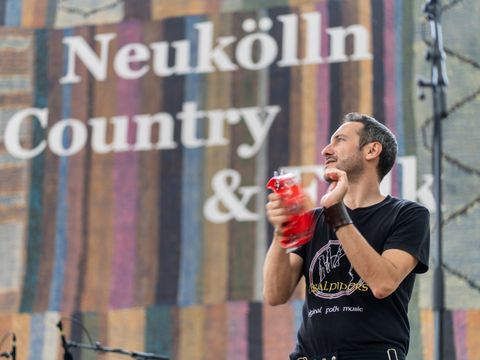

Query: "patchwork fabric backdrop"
<box><xmin>0</xmin><ymin>1</ymin><xmax>478</xmax><ymax>359</ymax></box>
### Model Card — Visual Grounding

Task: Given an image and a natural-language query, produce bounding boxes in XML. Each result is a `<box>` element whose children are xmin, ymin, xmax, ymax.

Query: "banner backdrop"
<box><xmin>0</xmin><ymin>1</ymin><xmax>478</xmax><ymax>359</ymax></box>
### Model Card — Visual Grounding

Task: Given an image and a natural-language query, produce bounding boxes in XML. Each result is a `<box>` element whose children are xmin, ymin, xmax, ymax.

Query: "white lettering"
<box><xmin>302</xmin><ymin>12</ymin><xmax>324</xmax><ymax>64</ymax></box>
<box><xmin>4</xmin><ymin>108</ymin><xmax>47</xmax><ymax>159</ymax></box>
<box><xmin>327</xmin><ymin>24</ymin><xmax>372</xmax><ymax>63</ymax></box>
<box><xmin>132</xmin><ymin>113</ymin><xmax>177</xmax><ymax>151</ymax></box>
<box><xmin>60</xmin><ymin>33</ymin><xmax>116</xmax><ymax>84</ymax></box>
<box><xmin>59</xmin><ymin>12</ymin><xmax>372</xmax><ymax>83</ymax></box>
<box><xmin>89</xmin><ymin>116</ymin><xmax>131</xmax><ymax>153</ymax></box>
<box><xmin>195</xmin><ymin>21</ymin><xmax>238</xmax><ymax>73</ymax></box>
<box><xmin>237</xmin><ymin>105</ymin><xmax>281</xmax><ymax>158</ymax></box>
<box><xmin>236</xmin><ymin>18</ymin><xmax>277</xmax><ymax>70</ymax></box>
<box><xmin>277</xmin><ymin>14</ymin><xmax>300</xmax><ymax>66</ymax></box>
<box><xmin>48</xmin><ymin>119</ymin><xmax>87</xmax><ymax>156</ymax></box>
<box><xmin>150</xmin><ymin>40</ymin><xmax>191</xmax><ymax>76</ymax></box>
<box><xmin>204</xmin><ymin>169</ymin><xmax>260</xmax><ymax>223</ymax></box>
<box><xmin>177</xmin><ymin>102</ymin><xmax>206</xmax><ymax>148</ymax></box>
<box><xmin>4</xmin><ymin>103</ymin><xmax>280</xmax><ymax>160</ymax></box>
<box><xmin>113</xmin><ymin>43</ymin><xmax>150</xmax><ymax>79</ymax></box>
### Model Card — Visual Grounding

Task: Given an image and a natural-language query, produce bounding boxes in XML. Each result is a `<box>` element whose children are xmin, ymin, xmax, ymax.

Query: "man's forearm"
<box><xmin>335</xmin><ymin>224</ymin><xmax>411</xmax><ymax>299</ymax></box>
<box><xmin>263</xmin><ymin>237</ymin><xmax>301</xmax><ymax>305</ymax></box>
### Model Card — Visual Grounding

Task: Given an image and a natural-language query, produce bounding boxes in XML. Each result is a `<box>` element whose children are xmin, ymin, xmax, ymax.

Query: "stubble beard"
<box><xmin>336</xmin><ymin>152</ymin><xmax>365</xmax><ymax>182</ymax></box>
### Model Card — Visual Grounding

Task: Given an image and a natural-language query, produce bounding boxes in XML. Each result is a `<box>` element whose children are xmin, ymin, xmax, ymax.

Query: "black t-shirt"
<box><xmin>292</xmin><ymin>195</ymin><xmax>430</xmax><ymax>356</ymax></box>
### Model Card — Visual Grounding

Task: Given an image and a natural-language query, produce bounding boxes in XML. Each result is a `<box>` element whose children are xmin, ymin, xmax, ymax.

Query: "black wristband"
<box><xmin>323</xmin><ymin>202</ymin><xmax>353</xmax><ymax>231</ymax></box>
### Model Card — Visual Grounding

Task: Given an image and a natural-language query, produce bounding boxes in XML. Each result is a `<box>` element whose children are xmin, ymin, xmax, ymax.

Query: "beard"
<box><xmin>336</xmin><ymin>151</ymin><xmax>365</xmax><ymax>181</ymax></box>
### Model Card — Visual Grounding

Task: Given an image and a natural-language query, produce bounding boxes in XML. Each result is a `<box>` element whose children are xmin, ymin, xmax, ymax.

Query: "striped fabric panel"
<box><xmin>154</xmin><ymin>17</ymin><xmax>185</xmax><ymax>305</ymax></box>
<box><xmin>419</xmin><ymin>309</ymin><xmax>480</xmax><ymax>360</ymax></box>
<box><xmin>109</xmin><ymin>19</ymin><xmax>141</xmax><ymax>310</ymax></box>
<box><xmin>145</xmin><ymin>305</ymin><xmax>174</xmax><ymax>358</ymax></box>
<box><xmin>0</xmin><ymin>28</ymin><xmax>34</xmax><ymax>306</ymax></box>
<box><xmin>382</xmin><ymin>0</ymin><xmax>400</xmax><ymax>196</ymax></box>
<box><xmin>227</xmin><ymin>301</ymin><xmax>248</xmax><ymax>360</ymax></box>
<box><xmin>0</xmin><ymin>222</ymin><xmax>23</xmax><ymax>309</ymax></box>
<box><xmin>251</xmin><ymin>8</ymin><xmax>271</xmax><ymax>302</ymax></box>
<box><xmin>178</xmin><ymin>15</ymin><xmax>206</xmax><ymax>307</ymax></box>
<box><xmin>266</xmin><ymin>6</ymin><xmax>291</xmax><ymax>202</ymax></box>
<box><xmin>420</xmin><ymin>308</ymin><xmax>435</xmax><ymax>360</ymax></box>
<box><xmin>263</xmin><ymin>302</ymin><xmax>295</xmax><ymax>359</ymax></box>
<box><xmin>204</xmin><ymin>303</ymin><xmax>227</xmax><ymax>357</ymax></box>
<box><xmin>356</xmin><ymin>0</ymin><xmax>373</xmax><ymax>116</ymax></box>
<box><xmin>48</xmin><ymin>27</ymin><xmax>75</xmax><ymax>312</ymax></box>
<box><xmin>79</xmin><ymin>311</ymin><xmax>101</xmax><ymax>360</ymax></box>
<box><xmin>33</xmin><ymin>28</ymin><xmax>64</xmax><ymax>312</ymax></box>
<box><xmin>0</xmin><ymin>314</ymin><xmax>15</xmax><ymax>355</ymax></box>
<box><xmin>0</xmin><ymin>22</ymin><xmax>31</xmax><ymax>305</ymax></box>
<box><xmin>466</xmin><ymin>310</ymin><xmax>480</xmax><ymax>360</ymax></box>
<box><xmin>339</xmin><ymin>1</ymin><xmax>361</xmax><ymax>113</ymax></box>
<box><xmin>19</xmin><ymin>29</ymin><xmax>48</xmax><ymax>313</ymax></box>
<box><xmin>124</xmin><ymin>0</ymin><xmax>151</xmax><ymax>21</ymax></box>
<box><xmin>327</xmin><ymin>0</ymin><xmax>342</xmax><ymax>130</ymax></box>
<box><xmin>201</xmin><ymin>14</ymin><xmax>233</xmax><ymax>306</ymax></box>
<box><xmin>291</xmin><ymin>299</ymin><xmax>304</xmax><ymax>343</ymax></box>
<box><xmin>177</xmin><ymin>305</ymin><xmax>206</xmax><ymax>359</ymax></box>
<box><xmin>61</xmin><ymin>26</ymin><xmax>91</xmax><ymax>314</ymax></box>
<box><xmin>133</xmin><ymin>19</ymin><xmax>164</xmax><ymax>307</ymax></box>
<box><xmin>393</xmin><ymin>0</ymin><xmax>405</xmax><ymax>154</ymax></box>
<box><xmin>21</xmin><ymin>0</ymin><xmax>48</xmax><ymax>28</ymax></box>
<box><xmin>453</xmin><ymin>310</ymin><xmax>468</xmax><ymax>360</ymax></box>
<box><xmin>397</xmin><ymin>1</ymin><xmax>416</xmax><ymax>156</ymax></box>
<box><xmin>150</xmin><ymin>0</ymin><xmax>292</xmax><ymax>20</ymax></box>
<box><xmin>298</xmin><ymin>2</ymin><xmax>319</xmax><ymax>189</ymax></box>
<box><xmin>106</xmin><ymin>307</ymin><xmax>146</xmax><ymax>359</ymax></box>
<box><xmin>28</xmin><ymin>312</ymin><xmax>59</xmax><ymax>360</ymax></box>
<box><xmin>227</xmin><ymin>10</ymin><xmax>258</xmax><ymax>302</ymax></box>
<box><xmin>79</xmin><ymin>24</ymin><xmax>116</xmax><ymax>312</ymax></box>
<box><xmin>0</xmin><ymin>306</ymin><xmax>477</xmax><ymax>359</ymax></box>
<box><xmin>313</xmin><ymin>0</ymin><xmax>330</xmax><ymax>200</ymax></box>
<box><xmin>12</xmin><ymin>313</ymin><xmax>31</xmax><ymax>360</ymax></box>
<box><xmin>3</xmin><ymin>0</ymin><xmax>21</xmax><ymax>27</ymax></box>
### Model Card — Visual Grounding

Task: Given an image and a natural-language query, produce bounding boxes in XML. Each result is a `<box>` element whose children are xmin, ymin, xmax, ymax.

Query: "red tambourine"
<box><xmin>266</xmin><ymin>171</ymin><xmax>314</xmax><ymax>251</ymax></box>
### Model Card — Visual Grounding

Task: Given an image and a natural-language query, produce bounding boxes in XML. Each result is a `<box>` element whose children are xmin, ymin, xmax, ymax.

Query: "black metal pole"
<box><xmin>66</xmin><ymin>340</ymin><xmax>169</xmax><ymax>360</ymax></box>
<box><xmin>418</xmin><ymin>1</ymin><xmax>448</xmax><ymax>359</ymax></box>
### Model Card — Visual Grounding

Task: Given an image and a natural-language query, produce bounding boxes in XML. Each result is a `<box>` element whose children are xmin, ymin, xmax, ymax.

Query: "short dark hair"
<box><xmin>343</xmin><ymin>112</ymin><xmax>398</xmax><ymax>180</ymax></box>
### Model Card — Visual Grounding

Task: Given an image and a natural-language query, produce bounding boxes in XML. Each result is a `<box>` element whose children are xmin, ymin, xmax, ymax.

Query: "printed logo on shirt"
<box><xmin>308</xmin><ymin>240</ymin><xmax>367</xmax><ymax>299</ymax></box>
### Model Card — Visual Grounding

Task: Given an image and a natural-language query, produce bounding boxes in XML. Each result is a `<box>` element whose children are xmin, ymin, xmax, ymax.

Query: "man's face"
<box><xmin>321</xmin><ymin>122</ymin><xmax>365</xmax><ymax>178</ymax></box>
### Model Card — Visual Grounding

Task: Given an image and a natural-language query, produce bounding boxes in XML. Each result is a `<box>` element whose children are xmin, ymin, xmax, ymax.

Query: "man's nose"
<box><xmin>321</xmin><ymin>143</ymin><xmax>333</xmax><ymax>157</ymax></box>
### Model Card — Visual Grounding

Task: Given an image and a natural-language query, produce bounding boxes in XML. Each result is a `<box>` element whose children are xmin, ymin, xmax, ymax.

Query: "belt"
<box><xmin>293</xmin><ymin>348</ymin><xmax>404</xmax><ymax>360</ymax></box>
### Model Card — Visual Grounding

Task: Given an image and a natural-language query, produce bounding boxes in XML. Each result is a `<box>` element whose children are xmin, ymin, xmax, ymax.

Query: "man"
<box><xmin>264</xmin><ymin>113</ymin><xmax>430</xmax><ymax>360</ymax></box>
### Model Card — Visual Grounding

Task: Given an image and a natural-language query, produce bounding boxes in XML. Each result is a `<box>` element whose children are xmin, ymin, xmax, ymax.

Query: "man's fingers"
<box><xmin>324</xmin><ymin>167</ymin><xmax>346</xmax><ymax>182</ymax></box>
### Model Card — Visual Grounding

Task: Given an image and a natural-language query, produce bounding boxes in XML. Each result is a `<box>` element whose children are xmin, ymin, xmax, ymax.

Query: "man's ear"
<box><xmin>364</xmin><ymin>142</ymin><xmax>382</xmax><ymax>160</ymax></box>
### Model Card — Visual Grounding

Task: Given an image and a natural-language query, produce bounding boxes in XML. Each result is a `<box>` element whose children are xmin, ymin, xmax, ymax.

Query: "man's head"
<box><xmin>322</xmin><ymin>113</ymin><xmax>398</xmax><ymax>181</ymax></box>
<box><xmin>343</xmin><ymin>112</ymin><xmax>397</xmax><ymax>180</ymax></box>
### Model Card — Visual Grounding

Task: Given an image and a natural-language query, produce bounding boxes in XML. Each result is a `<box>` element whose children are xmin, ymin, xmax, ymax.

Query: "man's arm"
<box><xmin>321</xmin><ymin>167</ymin><xmax>420</xmax><ymax>299</ymax></box>
<box><xmin>263</xmin><ymin>193</ymin><xmax>304</xmax><ymax>305</ymax></box>
<box><xmin>263</xmin><ymin>235</ymin><xmax>303</xmax><ymax>305</ymax></box>
<box><xmin>335</xmin><ymin>224</ymin><xmax>418</xmax><ymax>299</ymax></box>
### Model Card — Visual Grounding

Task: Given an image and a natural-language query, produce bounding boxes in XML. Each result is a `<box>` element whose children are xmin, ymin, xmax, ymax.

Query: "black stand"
<box><xmin>66</xmin><ymin>340</ymin><xmax>169</xmax><ymax>360</ymax></box>
<box><xmin>417</xmin><ymin>1</ymin><xmax>448</xmax><ymax>360</ymax></box>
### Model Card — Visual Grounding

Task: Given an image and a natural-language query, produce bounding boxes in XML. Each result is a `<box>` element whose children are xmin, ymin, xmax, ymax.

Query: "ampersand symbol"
<box><xmin>204</xmin><ymin>169</ymin><xmax>260</xmax><ymax>223</ymax></box>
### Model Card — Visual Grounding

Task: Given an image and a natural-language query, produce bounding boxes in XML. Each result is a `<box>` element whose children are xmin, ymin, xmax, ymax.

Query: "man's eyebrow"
<box><xmin>331</xmin><ymin>133</ymin><xmax>347</xmax><ymax>141</ymax></box>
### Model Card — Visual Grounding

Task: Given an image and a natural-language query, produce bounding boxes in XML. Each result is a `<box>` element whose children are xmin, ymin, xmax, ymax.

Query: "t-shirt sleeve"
<box><xmin>383</xmin><ymin>202</ymin><xmax>430</xmax><ymax>274</ymax></box>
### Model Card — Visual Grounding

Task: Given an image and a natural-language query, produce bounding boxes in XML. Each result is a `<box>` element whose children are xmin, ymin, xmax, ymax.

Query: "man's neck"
<box><xmin>344</xmin><ymin>177</ymin><xmax>385</xmax><ymax>210</ymax></box>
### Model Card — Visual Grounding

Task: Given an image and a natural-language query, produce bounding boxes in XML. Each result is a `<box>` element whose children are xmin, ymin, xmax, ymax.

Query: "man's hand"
<box><xmin>266</xmin><ymin>193</ymin><xmax>292</xmax><ymax>230</ymax></box>
<box><xmin>321</xmin><ymin>167</ymin><xmax>349</xmax><ymax>208</ymax></box>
